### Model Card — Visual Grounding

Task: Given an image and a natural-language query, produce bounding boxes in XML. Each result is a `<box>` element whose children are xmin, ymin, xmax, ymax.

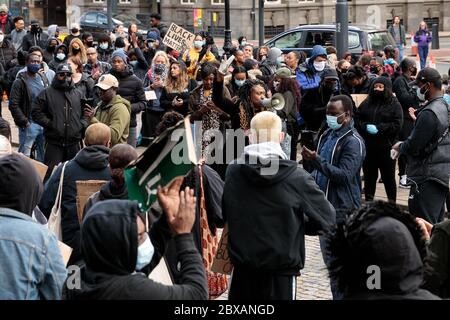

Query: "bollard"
<box><xmin>432</xmin><ymin>23</ymin><xmax>440</xmax><ymax>50</ymax></box>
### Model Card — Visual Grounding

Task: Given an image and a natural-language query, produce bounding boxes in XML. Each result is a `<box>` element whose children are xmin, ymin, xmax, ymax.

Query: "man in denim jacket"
<box><xmin>0</xmin><ymin>154</ymin><xmax>67</xmax><ymax>299</ymax></box>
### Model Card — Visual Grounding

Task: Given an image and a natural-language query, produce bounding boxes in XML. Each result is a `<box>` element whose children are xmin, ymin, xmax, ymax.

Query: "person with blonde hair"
<box><xmin>222</xmin><ymin>110</ymin><xmax>335</xmax><ymax>300</ymax></box>
<box><xmin>160</xmin><ymin>60</ymin><xmax>197</xmax><ymax>116</ymax></box>
<box><xmin>68</xmin><ymin>38</ymin><xmax>87</xmax><ymax>64</ymax></box>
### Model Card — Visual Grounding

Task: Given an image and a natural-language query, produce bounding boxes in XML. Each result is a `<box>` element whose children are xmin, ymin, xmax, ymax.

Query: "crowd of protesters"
<box><xmin>1</xmin><ymin>6</ymin><xmax>450</xmax><ymax>301</ymax></box>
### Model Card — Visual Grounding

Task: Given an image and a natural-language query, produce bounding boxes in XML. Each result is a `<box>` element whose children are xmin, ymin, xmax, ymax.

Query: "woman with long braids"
<box><xmin>160</xmin><ymin>60</ymin><xmax>197</xmax><ymax>116</ymax></box>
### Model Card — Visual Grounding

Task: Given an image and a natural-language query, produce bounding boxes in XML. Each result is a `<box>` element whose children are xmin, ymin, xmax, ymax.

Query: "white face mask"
<box><xmin>99</xmin><ymin>43</ymin><xmax>108</xmax><ymax>50</ymax></box>
<box><xmin>56</xmin><ymin>53</ymin><xmax>65</xmax><ymax>60</ymax></box>
<box><xmin>314</xmin><ymin>60</ymin><xmax>326</xmax><ymax>72</ymax></box>
<box><xmin>135</xmin><ymin>235</ymin><xmax>154</xmax><ymax>271</ymax></box>
<box><xmin>0</xmin><ymin>35</ymin><xmax>4</xmax><ymax>43</ymax></box>
<box><xmin>273</xmin><ymin>80</ymin><xmax>280</xmax><ymax>90</ymax></box>
<box><xmin>416</xmin><ymin>85</ymin><xmax>428</xmax><ymax>102</ymax></box>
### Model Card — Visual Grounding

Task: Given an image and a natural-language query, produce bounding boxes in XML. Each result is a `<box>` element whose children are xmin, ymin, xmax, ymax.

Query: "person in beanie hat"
<box><xmin>143</xmin><ymin>30</ymin><xmax>166</xmax><ymax>65</ymax></box>
<box><xmin>393</xmin><ymin>68</ymin><xmax>450</xmax><ymax>223</ymax></box>
<box><xmin>109</xmin><ymin>49</ymin><xmax>146</xmax><ymax>147</ymax></box>
<box><xmin>356</xmin><ymin>76</ymin><xmax>403</xmax><ymax>204</ymax></box>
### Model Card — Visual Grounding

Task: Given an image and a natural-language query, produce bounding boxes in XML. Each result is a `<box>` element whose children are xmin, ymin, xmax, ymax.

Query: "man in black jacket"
<box><xmin>392</xmin><ymin>58</ymin><xmax>420</xmax><ymax>188</ymax></box>
<box><xmin>109</xmin><ymin>49</ymin><xmax>146</xmax><ymax>147</ymax></box>
<box><xmin>0</xmin><ymin>33</ymin><xmax>17</xmax><ymax>71</ymax></box>
<box><xmin>21</xmin><ymin>20</ymin><xmax>49</xmax><ymax>52</ymax></box>
<box><xmin>223</xmin><ymin>111</ymin><xmax>336</xmax><ymax>300</ymax></box>
<box><xmin>393</xmin><ymin>68</ymin><xmax>450</xmax><ymax>224</ymax></box>
<box><xmin>31</xmin><ymin>63</ymin><xmax>88</xmax><ymax>180</ymax></box>
<box><xmin>63</xmin><ymin>183</ymin><xmax>208</xmax><ymax>300</ymax></box>
<box><xmin>150</xmin><ymin>13</ymin><xmax>168</xmax><ymax>39</ymax></box>
<box><xmin>9</xmin><ymin>53</ymin><xmax>49</xmax><ymax>163</ymax></box>
<box><xmin>39</xmin><ymin>123</ymin><xmax>111</xmax><ymax>265</ymax></box>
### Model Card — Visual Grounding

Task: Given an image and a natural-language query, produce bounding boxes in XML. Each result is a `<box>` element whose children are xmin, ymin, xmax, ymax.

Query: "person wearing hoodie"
<box><xmin>0</xmin><ymin>154</ymin><xmax>67</xmax><ymax>299</ymax></box>
<box><xmin>43</xmin><ymin>37</ymin><xmax>59</xmax><ymax>64</ymax></box>
<box><xmin>296</xmin><ymin>45</ymin><xmax>328</xmax><ymax>93</ymax></box>
<box><xmin>326</xmin><ymin>201</ymin><xmax>440</xmax><ymax>300</ymax></box>
<box><xmin>31</xmin><ymin>63</ymin><xmax>89</xmax><ymax>180</ymax></box>
<box><xmin>356</xmin><ymin>77</ymin><xmax>403</xmax><ymax>204</ymax></box>
<box><xmin>63</xmin><ymin>190</ymin><xmax>208</xmax><ymax>300</ymax></box>
<box><xmin>63</xmin><ymin>23</ymin><xmax>82</xmax><ymax>48</ymax></box>
<box><xmin>85</xmin><ymin>74</ymin><xmax>131</xmax><ymax>146</ymax></box>
<box><xmin>17</xmin><ymin>46</ymin><xmax>55</xmax><ymax>83</ymax></box>
<box><xmin>48</xmin><ymin>43</ymin><xmax>68</xmax><ymax>72</ymax></box>
<box><xmin>108</xmin><ymin>49</ymin><xmax>146</xmax><ymax>147</ymax></box>
<box><xmin>3</xmin><ymin>49</ymin><xmax>26</xmax><ymax>96</ymax></box>
<box><xmin>83</xmin><ymin>144</ymin><xmax>138</xmax><ymax>216</ymax></box>
<box><xmin>223</xmin><ymin>111</ymin><xmax>336</xmax><ymax>300</ymax></box>
<box><xmin>0</xmin><ymin>30</ymin><xmax>17</xmax><ymax>71</ymax></box>
<box><xmin>47</xmin><ymin>24</ymin><xmax>60</xmax><ymax>40</ymax></box>
<box><xmin>257</xmin><ymin>47</ymin><xmax>283</xmax><ymax>84</ymax></box>
<box><xmin>39</xmin><ymin>123</ymin><xmax>111</xmax><ymax>265</ymax></box>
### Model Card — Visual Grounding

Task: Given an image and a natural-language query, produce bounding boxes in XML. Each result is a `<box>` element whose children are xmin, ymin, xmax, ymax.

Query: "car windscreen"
<box><xmin>367</xmin><ymin>31</ymin><xmax>396</xmax><ymax>52</ymax></box>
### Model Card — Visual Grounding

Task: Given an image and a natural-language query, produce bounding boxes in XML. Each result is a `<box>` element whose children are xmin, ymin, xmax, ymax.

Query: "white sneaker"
<box><xmin>399</xmin><ymin>175</ymin><xmax>410</xmax><ymax>189</ymax></box>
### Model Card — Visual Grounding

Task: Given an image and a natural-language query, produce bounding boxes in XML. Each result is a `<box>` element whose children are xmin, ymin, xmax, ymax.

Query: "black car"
<box><xmin>265</xmin><ymin>24</ymin><xmax>397</xmax><ymax>58</ymax></box>
<box><xmin>79</xmin><ymin>11</ymin><xmax>123</xmax><ymax>40</ymax></box>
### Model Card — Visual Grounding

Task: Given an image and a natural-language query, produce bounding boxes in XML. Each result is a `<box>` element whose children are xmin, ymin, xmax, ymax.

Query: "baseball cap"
<box><xmin>410</xmin><ymin>67</ymin><xmax>441</xmax><ymax>86</ymax></box>
<box><xmin>56</xmin><ymin>64</ymin><xmax>73</xmax><ymax>74</ymax></box>
<box><xmin>275</xmin><ymin>67</ymin><xmax>294</xmax><ymax>79</ymax></box>
<box><xmin>96</xmin><ymin>74</ymin><xmax>119</xmax><ymax>90</ymax></box>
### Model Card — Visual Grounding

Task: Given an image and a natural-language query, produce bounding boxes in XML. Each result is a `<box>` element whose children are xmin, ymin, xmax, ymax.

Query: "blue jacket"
<box><xmin>312</xmin><ymin>122</ymin><xmax>366</xmax><ymax>223</ymax></box>
<box><xmin>296</xmin><ymin>45</ymin><xmax>327</xmax><ymax>92</ymax></box>
<box><xmin>0</xmin><ymin>207</ymin><xmax>67</xmax><ymax>299</ymax></box>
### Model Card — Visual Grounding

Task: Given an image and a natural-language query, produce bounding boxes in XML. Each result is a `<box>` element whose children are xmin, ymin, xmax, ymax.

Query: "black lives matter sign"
<box><xmin>162</xmin><ymin>23</ymin><xmax>195</xmax><ymax>53</ymax></box>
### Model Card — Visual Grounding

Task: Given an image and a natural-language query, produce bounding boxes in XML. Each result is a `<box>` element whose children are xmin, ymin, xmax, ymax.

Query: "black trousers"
<box><xmin>44</xmin><ymin>142</ymin><xmax>80</xmax><ymax>182</ymax></box>
<box><xmin>363</xmin><ymin>146</ymin><xmax>397</xmax><ymax>203</ymax></box>
<box><xmin>229</xmin><ymin>267</ymin><xmax>297</xmax><ymax>300</ymax></box>
<box><xmin>398</xmin><ymin>120</ymin><xmax>414</xmax><ymax>176</ymax></box>
<box><xmin>141</xmin><ymin>109</ymin><xmax>165</xmax><ymax>139</ymax></box>
<box><xmin>287</xmin><ymin>122</ymin><xmax>300</xmax><ymax>161</ymax></box>
<box><xmin>409</xmin><ymin>180</ymin><xmax>448</xmax><ymax>224</ymax></box>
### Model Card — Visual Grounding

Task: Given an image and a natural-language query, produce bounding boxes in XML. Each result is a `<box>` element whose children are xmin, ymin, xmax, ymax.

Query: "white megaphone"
<box><xmin>261</xmin><ymin>93</ymin><xmax>285</xmax><ymax>112</ymax></box>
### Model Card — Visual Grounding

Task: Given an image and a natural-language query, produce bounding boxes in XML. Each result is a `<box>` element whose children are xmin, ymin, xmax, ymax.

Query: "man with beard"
<box><xmin>31</xmin><ymin>63</ymin><xmax>88</xmax><ymax>180</ymax></box>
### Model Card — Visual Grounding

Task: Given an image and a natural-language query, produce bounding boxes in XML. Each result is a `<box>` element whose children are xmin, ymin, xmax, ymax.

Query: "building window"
<box><xmin>181</xmin><ymin>0</ymin><xmax>196</xmax><ymax>4</ymax></box>
<box><xmin>265</xmin><ymin>0</ymin><xmax>281</xmax><ymax>4</ymax></box>
<box><xmin>119</xmin><ymin>0</ymin><xmax>131</xmax><ymax>3</ymax></box>
<box><xmin>298</xmin><ymin>0</ymin><xmax>315</xmax><ymax>2</ymax></box>
<box><xmin>212</xmin><ymin>0</ymin><xmax>224</xmax><ymax>4</ymax></box>
<box><xmin>93</xmin><ymin>0</ymin><xmax>104</xmax><ymax>3</ymax></box>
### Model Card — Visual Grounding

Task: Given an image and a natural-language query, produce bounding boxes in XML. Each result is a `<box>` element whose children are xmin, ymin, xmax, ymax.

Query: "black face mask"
<box><xmin>31</xmin><ymin>25</ymin><xmax>39</xmax><ymax>34</ymax></box>
<box><xmin>85</xmin><ymin>41</ymin><xmax>94</xmax><ymax>48</ymax></box>
<box><xmin>72</xmin><ymin>48</ymin><xmax>81</xmax><ymax>54</ymax></box>
<box><xmin>370</xmin><ymin>66</ymin><xmax>380</xmax><ymax>75</ymax></box>
<box><xmin>372</xmin><ymin>90</ymin><xmax>385</xmax><ymax>100</ymax></box>
<box><xmin>71</xmin><ymin>28</ymin><xmax>79</xmax><ymax>34</ymax></box>
<box><xmin>52</xmin><ymin>76</ymin><xmax>72</xmax><ymax>90</ymax></box>
<box><xmin>48</xmin><ymin>46</ymin><xmax>56</xmax><ymax>53</ymax></box>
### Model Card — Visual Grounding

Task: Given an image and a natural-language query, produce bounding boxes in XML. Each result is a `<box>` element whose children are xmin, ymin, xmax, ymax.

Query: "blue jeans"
<box><xmin>18</xmin><ymin>122</ymin><xmax>45</xmax><ymax>163</ymax></box>
<box><xmin>418</xmin><ymin>45</ymin><xmax>429</xmax><ymax>69</ymax></box>
<box><xmin>396</xmin><ymin>44</ymin><xmax>404</xmax><ymax>62</ymax></box>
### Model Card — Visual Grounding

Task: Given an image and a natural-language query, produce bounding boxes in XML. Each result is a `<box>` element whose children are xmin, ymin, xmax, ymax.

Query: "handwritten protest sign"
<box><xmin>211</xmin><ymin>225</ymin><xmax>233</xmax><ymax>275</ymax></box>
<box><xmin>162</xmin><ymin>23</ymin><xmax>195</xmax><ymax>53</ymax></box>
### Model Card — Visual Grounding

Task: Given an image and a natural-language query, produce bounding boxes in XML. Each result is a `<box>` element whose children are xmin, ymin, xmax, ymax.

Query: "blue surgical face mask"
<box><xmin>235</xmin><ymin>79</ymin><xmax>245</xmax><ymax>87</ymax></box>
<box><xmin>27</xmin><ymin>63</ymin><xmax>40</xmax><ymax>74</ymax></box>
<box><xmin>136</xmin><ymin>235</ymin><xmax>154</xmax><ymax>271</ymax></box>
<box><xmin>326</xmin><ymin>113</ymin><xmax>346</xmax><ymax>130</ymax></box>
<box><xmin>444</xmin><ymin>94</ymin><xmax>450</xmax><ymax>105</ymax></box>
<box><xmin>194</xmin><ymin>40</ymin><xmax>204</xmax><ymax>49</ymax></box>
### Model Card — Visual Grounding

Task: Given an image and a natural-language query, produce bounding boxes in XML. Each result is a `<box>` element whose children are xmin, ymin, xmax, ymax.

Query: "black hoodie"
<box><xmin>223</xmin><ymin>153</ymin><xmax>336</xmax><ymax>274</ymax></box>
<box><xmin>39</xmin><ymin>145</ymin><xmax>111</xmax><ymax>264</ymax></box>
<box><xmin>48</xmin><ymin>43</ymin><xmax>68</xmax><ymax>72</ymax></box>
<box><xmin>0</xmin><ymin>154</ymin><xmax>43</xmax><ymax>215</ymax></box>
<box><xmin>63</xmin><ymin>200</ymin><xmax>208</xmax><ymax>300</ymax></box>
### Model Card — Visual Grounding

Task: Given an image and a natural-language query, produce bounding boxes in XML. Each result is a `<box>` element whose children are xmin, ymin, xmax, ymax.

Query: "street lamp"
<box><xmin>335</xmin><ymin>0</ymin><xmax>348</xmax><ymax>59</ymax></box>
<box><xmin>259</xmin><ymin>0</ymin><xmax>264</xmax><ymax>47</ymax></box>
<box><xmin>223</xmin><ymin>0</ymin><xmax>232</xmax><ymax>56</ymax></box>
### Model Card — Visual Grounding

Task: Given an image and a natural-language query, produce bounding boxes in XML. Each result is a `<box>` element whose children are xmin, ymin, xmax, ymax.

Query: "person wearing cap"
<box><xmin>0</xmin><ymin>4</ymin><xmax>14</xmax><ymax>35</ymax></box>
<box><xmin>109</xmin><ymin>49</ymin><xmax>146</xmax><ymax>147</ymax></box>
<box><xmin>393</xmin><ymin>68</ymin><xmax>450</xmax><ymax>224</ymax></box>
<box><xmin>143</xmin><ymin>30</ymin><xmax>166</xmax><ymax>65</ymax></box>
<box><xmin>356</xmin><ymin>76</ymin><xmax>403</xmax><ymax>204</ymax></box>
<box><xmin>84</xmin><ymin>74</ymin><xmax>131</xmax><ymax>146</ymax></box>
<box><xmin>271</xmin><ymin>67</ymin><xmax>301</xmax><ymax>160</ymax></box>
<box><xmin>63</xmin><ymin>23</ymin><xmax>82</xmax><ymax>48</ymax></box>
<box><xmin>296</xmin><ymin>45</ymin><xmax>329</xmax><ymax>93</ymax></box>
<box><xmin>0</xmin><ymin>153</ymin><xmax>67</xmax><ymax>300</ymax></box>
<box><xmin>32</xmin><ymin>63</ymin><xmax>89</xmax><ymax>180</ymax></box>
<box><xmin>10</xmin><ymin>16</ymin><xmax>26</xmax><ymax>51</ymax></box>
<box><xmin>22</xmin><ymin>19</ymin><xmax>49</xmax><ymax>52</ymax></box>
<box><xmin>300</xmin><ymin>68</ymin><xmax>341</xmax><ymax>132</ymax></box>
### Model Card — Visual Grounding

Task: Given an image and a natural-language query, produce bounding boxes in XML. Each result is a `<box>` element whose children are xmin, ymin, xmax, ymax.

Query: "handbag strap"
<box><xmin>54</xmin><ymin>161</ymin><xmax>68</xmax><ymax>212</ymax></box>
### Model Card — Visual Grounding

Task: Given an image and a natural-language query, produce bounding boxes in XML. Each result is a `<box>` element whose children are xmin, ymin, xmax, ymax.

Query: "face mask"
<box><xmin>194</xmin><ymin>40</ymin><xmax>204</xmax><ymax>49</ymax></box>
<box><xmin>71</xmin><ymin>28</ymin><xmax>79</xmax><ymax>34</ymax></box>
<box><xmin>235</xmin><ymin>79</ymin><xmax>245</xmax><ymax>87</ymax></box>
<box><xmin>56</xmin><ymin>53</ymin><xmax>66</xmax><ymax>60</ymax></box>
<box><xmin>314</xmin><ymin>61</ymin><xmax>326</xmax><ymax>72</ymax></box>
<box><xmin>370</xmin><ymin>66</ymin><xmax>379</xmax><ymax>74</ymax></box>
<box><xmin>241</xmin><ymin>41</ymin><xmax>247</xmax><ymax>46</ymax></box>
<box><xmin>85</xmin><ymin>41</ymin><xmax>94</xmax><ymax>48</ymax></box>
<box><xmin>416</xmin><ymin>85</ymin><xmax>428</xmax><ymax>102</ymax></box>
<box><xmin>273</xmin><ymin>80</ymin><xmax>280</xmax><ymax>90</ymax></box>
<box><xmin>0</xmin><ymin>35</ymin><xmax>4</xmax><ymax>43</ymax></box>
<box><xmin>31</xmin><ymin>25</ymin><xmax>39</xmax><ymax>34</ymax></box>
<box><xmin>136</xmin><ymin>235</ymin><xmax>154</xmax><ymax>271</ymax></box>
<box><xmin>326</xmin><ymin>113</ymin><xmax>346</xmax><ymax>130</ymax></box>
<box><xmin>323</xmin><ymin>82</ymin><xmax>336</xmax><ymax>92</ymax></box>
<box><xmin>277</xmin><ymin>56</ymin><xmax>284</xmax><ymax>63</ymax></box>
<box><xmin>99</xmin><ymin>43</ymin><xmax>108</xmax><ymax>50</ymax></box>
<box><xmin>130</xmin><ymin>60</ymin><xmax>139</xmax><ymax>68</ymax></box>
<box><xmin>27</xmin><ymin>63</ymin><xmax>40</xmax><ymax>74</ymax></box>
<box><xmin>373</xmin><ymin>90</ymin><xmax>384</xmax><ymax>97</ymax></box>
<box><xmin>72</xmin><ymin>47</ymin><xmax>80</xmax><ymax>54</ymax></box>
